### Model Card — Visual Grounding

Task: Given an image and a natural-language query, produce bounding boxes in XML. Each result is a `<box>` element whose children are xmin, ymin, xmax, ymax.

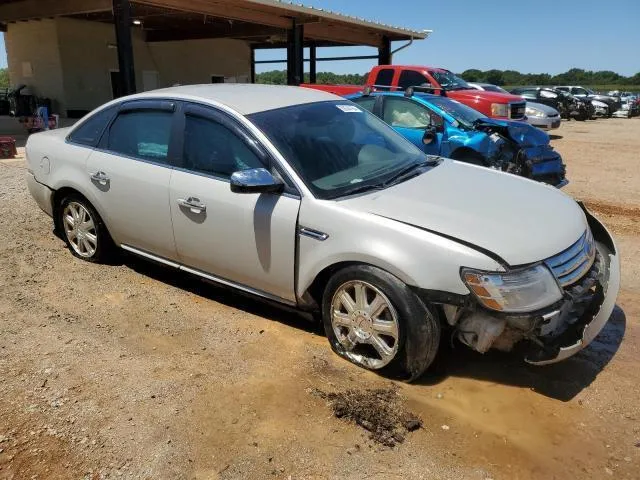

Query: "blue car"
<box><xmin>347</xmin><ymin>91</ymin><xmax>567</xmax><ymax>188</ymax></box>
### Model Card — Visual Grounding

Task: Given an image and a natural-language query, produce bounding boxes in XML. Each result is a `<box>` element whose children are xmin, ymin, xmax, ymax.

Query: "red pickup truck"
<box><xmin>303</xmin><ymin>65</ymin><xmax>526</xmax><ymax>121</ymax></box>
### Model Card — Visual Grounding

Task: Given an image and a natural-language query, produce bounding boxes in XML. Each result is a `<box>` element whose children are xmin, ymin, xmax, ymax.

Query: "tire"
<box><xmin>57</xmin><ymin>193</ymin><xmax>114</xmax><ymax>263</ymax></box>
<box><xmin>322</xmin><ymin>265</ymin><xmax>441</xmax><ymax>381</ymax></box>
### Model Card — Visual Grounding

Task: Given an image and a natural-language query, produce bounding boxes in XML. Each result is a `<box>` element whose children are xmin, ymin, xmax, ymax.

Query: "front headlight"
<box><xmin>525</xmin><ymin>107</ymin><xmax>545</xmax><ymax>118</ymax></box>
<box><xmin>461</xmin><ymin>264</ymin><xmax>563</xmax><ymax>313</ymax></box>
<box><xmin>490</xmin><ymin>103</ymin><xmax>509</xmax><ymax>117</ymax></box>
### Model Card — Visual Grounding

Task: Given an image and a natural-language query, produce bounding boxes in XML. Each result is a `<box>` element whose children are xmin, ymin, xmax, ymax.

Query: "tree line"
<box><xmin>256</xmin><ymin>67</ymin><xmax>640</xmax><ymax>86</ymax></box>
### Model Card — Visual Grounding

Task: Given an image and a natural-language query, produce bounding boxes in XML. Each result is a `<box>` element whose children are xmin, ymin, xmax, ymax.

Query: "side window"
<box><xmin>350</xmin><ymin>96</ymin><xmax>376</xmax><ymax>113</ymax></box>
<box><xmin>68</xmin><ymin>106</ymin><xmax>116</xmax><ymax>147</ymax></box>
<box><xmin>397</xmin><ymin>70</ymin><xmax>431</xmax><ymax>90</ymax></box>
<box><xmin>573</xmin><ymin>87</ymin><xmax>588</xmax><ymax>96</ymax></box>
<box><xmin>540</xmin><ymin>90</ymin><xmax>557</xmax><ymax>99</ymax></box>
<box><xmin>382</xmin><ymin>97</ymin><xmax>433</xmax><ymax>128</ymax></box>
<box><xmin>183</xmin><ymin>115</ymin><xmax>264</xmax><ymax>178</ymax></box>
<box><xmin>373</xmin><ymin>69</ymin><xmax>394</xmax><ymax>91</ymax></box>
<box><xmin>107</xmin><ymin>110</ymin><xmax>173</xmax><ymax>163</ymax></box>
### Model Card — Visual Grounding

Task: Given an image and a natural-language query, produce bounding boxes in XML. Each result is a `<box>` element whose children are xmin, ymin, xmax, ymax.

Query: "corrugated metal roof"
<box><xmin>247</xmin><ymin>0</ymin><xmax>432</xmax><ymax>40</ymax></box>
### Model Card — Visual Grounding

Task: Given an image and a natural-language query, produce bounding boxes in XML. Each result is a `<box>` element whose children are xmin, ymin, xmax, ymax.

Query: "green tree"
<box><xmin>460</xmin><ymin>69</ymin><xmax>483</xmax><ymax>82</ymax></box>
<box><xmin>0</xmin><ymin>68</ymin><xmax>9</xmax><ymax>88</ymax></box>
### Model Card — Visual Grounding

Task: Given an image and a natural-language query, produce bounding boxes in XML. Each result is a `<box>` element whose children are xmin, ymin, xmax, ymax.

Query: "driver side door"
<box><xmin>380</xmin><ymin>96</ymin><xmax>444</xmax><ymax>155</ymax></box>
<box><xmin>168</xmin><ymin>103</ymin><xmax>301</xmax><ymax>302</ymax></box>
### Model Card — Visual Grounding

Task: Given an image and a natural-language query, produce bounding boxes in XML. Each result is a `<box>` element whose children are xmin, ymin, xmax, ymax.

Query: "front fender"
<box><xmin>296</xmin><ymin>198</ymin><xmax>503</xmax><ymax>301</ymax></box>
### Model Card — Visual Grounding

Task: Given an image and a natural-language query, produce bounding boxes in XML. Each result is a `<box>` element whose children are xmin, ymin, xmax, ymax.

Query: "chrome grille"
<box><xmin>545</xmin><ymin>230</ymin><xmax>596</xmax><ymax>287</ymax></box>
<box><xmin>510</xmin><ymin>102</ymin><xmax>526</xmax><ymax>119</ymax></box>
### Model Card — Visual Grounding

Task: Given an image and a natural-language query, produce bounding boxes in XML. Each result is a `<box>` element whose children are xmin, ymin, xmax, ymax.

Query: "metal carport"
<box><xmin>0</xmin><ymin>0</ymin><xmax>429</xmax><ymax>97</ymax></box>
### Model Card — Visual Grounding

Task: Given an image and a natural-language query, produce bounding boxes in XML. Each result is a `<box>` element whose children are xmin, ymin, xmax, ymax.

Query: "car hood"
<box><xmin>473</xmin><ymin>118</ymin><xmax>550</xmax><ymax>147</ymax></box>
<box><xmin>448</xmin><ymin>89</ymin><xmax>525</xmax><ymax>104</ymax></box>
<box><xmin>526</xmin><ymin>101</ymin><xmax>559</xmax><ymax>116</ymax></box>
<box><xmin>340</xmin><ymin>160</ymin><xmax>585</xmax><ymax>266</ymax></box>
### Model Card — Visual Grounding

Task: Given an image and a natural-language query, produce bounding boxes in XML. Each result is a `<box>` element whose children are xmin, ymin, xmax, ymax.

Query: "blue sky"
<box><xmin>2</xmin><ymin>0</ymin><xmax>639</xmax><ymax>75</ymax></box>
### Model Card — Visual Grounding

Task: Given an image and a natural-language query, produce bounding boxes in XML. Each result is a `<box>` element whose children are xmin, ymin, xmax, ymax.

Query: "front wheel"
<box><xmin>322</xmin><ymin>265</ymin><xmax>441</xmax><ymax>381</ymax></box>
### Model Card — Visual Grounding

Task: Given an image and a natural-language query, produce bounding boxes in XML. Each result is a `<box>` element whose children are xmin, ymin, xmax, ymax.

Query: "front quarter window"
<box><xmin>248</xmin><ymin>101</ymin><xmax>427</xmax><ymax>199</ymax></box>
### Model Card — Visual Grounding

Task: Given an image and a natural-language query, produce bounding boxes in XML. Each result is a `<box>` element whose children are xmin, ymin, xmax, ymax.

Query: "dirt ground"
<box><xmin>0</xmin><ymin>117</ymin><xmax>639</xmax><ymax>480</ymax></box>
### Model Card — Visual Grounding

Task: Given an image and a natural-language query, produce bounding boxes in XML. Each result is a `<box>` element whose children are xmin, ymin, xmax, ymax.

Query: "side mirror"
<box><xmin>230</xmin><ymin>168</ymin><xmax>284</xmax><ymax>194</ymax></box>
<box><xmin>422</xmin><ymin>126</ymin><xmax>437</xmax><ymax>145</ymax></box>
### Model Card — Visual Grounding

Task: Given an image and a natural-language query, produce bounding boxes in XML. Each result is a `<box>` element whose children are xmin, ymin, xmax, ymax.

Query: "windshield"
<box><xmin>428</xmin><ymin>70</ymin><xmax>470</xmax><ymax>90</ymax></box>
<box><xmin>423</xmin><ymin>96</ymin><xmax>487</xmax><ymax>128</ymax></box>
<box><xmin>248</xmin><ymin>101</ymin><xmax>427</xmax><ymax>199</ymax></box>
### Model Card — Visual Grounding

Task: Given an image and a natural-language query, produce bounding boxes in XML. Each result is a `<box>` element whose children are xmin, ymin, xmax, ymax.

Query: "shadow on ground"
<box><xmin>121</xmin><ymin>251</ymin><xmax>322</xmax><ymax>335</ymax></box>
<box><xmin>419</xmin><ymin>306</ymin><xmax>626</xmax><ymax>402</ymax></box>
<box><xmin>116</xmin><ymin>250</ymin><xmax>625</xmax><ymax>402</ymax></box>
<box><xmin>549</xmin><ymin>134</ymin><xmax>563</xmax><ymax>140</ymax></box>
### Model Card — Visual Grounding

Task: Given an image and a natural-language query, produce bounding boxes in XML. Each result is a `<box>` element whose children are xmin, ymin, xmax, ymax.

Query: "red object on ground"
<box><xmin>303</xmin><ymin>65</ymin><xmax>527</xmax><ymax>120</ymax></box>
<box><xmin>0</xmin><ymin>137</ymin><xmax>17</xmax><ymax>159</ymax></box>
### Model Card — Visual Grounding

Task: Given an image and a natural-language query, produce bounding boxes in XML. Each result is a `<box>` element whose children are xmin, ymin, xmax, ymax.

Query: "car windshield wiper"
<box><xmin>382</xmin><ymin>157</ymin><xmax>442</xmax><ymax>188</ymax></box>
<box><xmin>334</xmin><ymin>183</ymin><xmax>387</xmax><ymax>198</ymax></box>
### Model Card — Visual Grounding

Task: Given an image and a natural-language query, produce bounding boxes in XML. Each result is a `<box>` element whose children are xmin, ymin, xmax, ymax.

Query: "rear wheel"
<box><xmin>58</xmin><ymin>194</ymin><xmax>114</xmax><ymax>263</ymax></box>
<box><xmin>322</xmin><ymin>265</ymin><xmax>440</xmax><ymax>381</ymax></box>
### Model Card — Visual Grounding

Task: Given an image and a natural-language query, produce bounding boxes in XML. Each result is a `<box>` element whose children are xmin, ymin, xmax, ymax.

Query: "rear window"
<box><xmin>67</xmin><ymin>106</ymin><xmax>116</xmax><ymax>147</ymax></box>
<box><xmin>374</xmin><ymin>69</ymin><xmax>394</xmax><ymax>91</ymax></box>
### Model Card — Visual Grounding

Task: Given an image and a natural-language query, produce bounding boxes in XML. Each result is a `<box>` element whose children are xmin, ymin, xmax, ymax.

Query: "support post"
<box><xmin>378</xmin><ymin>35</ymin><xmax>391</xmax><ymax>65</ymax></box>
<box><xmin>250</xmin><ymin>47</ymin><xmax>256</xmax><ymax>84</ymax></box>
<box><xmin>309</xmin><ymin>43</ymin><xmax>317</xmax><ymax>84</ymax></box>
<box><xmin>112</xmin><ymin>0</ymin><xmax>136</xmax><ymax>96</ymax></box>
<box><xmin>287</xmin><ymin>19</ymin><xmax>304</xmax><ymax>85</ymax></box>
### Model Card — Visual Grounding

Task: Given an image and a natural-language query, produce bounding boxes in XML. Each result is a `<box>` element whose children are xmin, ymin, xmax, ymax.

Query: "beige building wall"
<box><xmin>5</xmin><ymin>17</ymin><xmax>252</xmax><ymax>115</ymax></box>
<box><xmin>5</xmin><ymin>19</ymin><xmax>66</xmax><ymax>113</ymax></box>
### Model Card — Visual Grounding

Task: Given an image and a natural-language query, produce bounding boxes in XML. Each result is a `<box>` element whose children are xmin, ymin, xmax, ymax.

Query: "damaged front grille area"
<box><xmin>545</xmin><ymin>229</ymin><xmax>596</xmax><ymax>287</ymax></box>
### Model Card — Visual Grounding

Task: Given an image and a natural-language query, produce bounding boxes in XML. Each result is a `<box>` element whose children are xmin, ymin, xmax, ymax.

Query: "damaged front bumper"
<box><xmin>525</xmin><ymin>146</ymin><xmax>568</xmax><ymax>188</ymax></box>
<box><xmin>451</xmin><ymin>208</ymin><xmax>620</xmax><ymax>365</ymax></box>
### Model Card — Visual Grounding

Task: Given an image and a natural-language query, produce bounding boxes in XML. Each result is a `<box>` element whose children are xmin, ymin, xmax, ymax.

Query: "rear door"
<box><xmin>169</xmin><ymin>103</ymin><xmax>300</xmax><ymax>302</ymax></box>
<box><xmin>86</xmin><ymin>100</ymin><xmax>178</xmax><ymax>260</ymax></box>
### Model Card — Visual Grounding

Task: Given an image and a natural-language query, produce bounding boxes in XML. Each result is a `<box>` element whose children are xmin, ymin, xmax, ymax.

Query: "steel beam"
<box><xmin>113</xmin><ymin>0</ymin><xmax>136</xmax><ymax>96</ymax></box>
<box><xmin>378</xmin><ymin>35</ymin><xmax>391</xmax><ymax>65</ymax></box>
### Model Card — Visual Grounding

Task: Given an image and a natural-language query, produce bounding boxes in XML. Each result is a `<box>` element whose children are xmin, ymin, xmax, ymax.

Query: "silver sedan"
<box><xmin>25</xmin><ymin>85</ymin><xmax>620</xmax><ymax>380</ymax></box>
<box><xmin>524</xmin><ymin>102</ymin><xmax>561</xmax><ymax>130</ymax></box>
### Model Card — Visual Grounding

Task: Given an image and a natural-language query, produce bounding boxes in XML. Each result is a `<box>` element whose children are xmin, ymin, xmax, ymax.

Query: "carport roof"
<box><xmin>0</xmin><ymin>0</ymin><xmax>431</xmax><ymax>47</ymax></box>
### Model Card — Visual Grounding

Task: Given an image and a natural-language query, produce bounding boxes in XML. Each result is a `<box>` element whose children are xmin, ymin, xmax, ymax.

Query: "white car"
<box><xmin>26</xmin><ymin>85</ymin><xmax>620</xmax><ymax>380</ymax></box>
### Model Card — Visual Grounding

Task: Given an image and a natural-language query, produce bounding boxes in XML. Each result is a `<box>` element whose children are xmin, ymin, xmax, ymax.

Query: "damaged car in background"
<box><xmin>348</xmin><ymin>89</ymin><xmax>567</xmax><ymax>187</ymax></box>
<box><xmin>467</xmin><ymin>83</ymin><xmax>561</xmax><ymax>130</ymax></box>
<box><xmin>510</xmin><ymin>86</ymin><xmax>593</xmax><ymax>121</ymax></box>
<box><xmin>25</xmin><ymin>85</ymin><xmax>620</xmax><ymax>380</ymax></box>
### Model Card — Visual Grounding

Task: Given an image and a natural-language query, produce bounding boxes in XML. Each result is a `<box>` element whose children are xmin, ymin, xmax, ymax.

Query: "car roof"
<box><xmin>113</xmin><ymin>84</ymin><xmax>342</xmax><ymax>115</ymax></box>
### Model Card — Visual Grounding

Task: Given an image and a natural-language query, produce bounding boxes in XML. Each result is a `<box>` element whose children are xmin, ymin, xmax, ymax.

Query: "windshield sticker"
<box><xmin>336</xmin><ymin>104</ymin><xmax>362</xmax><ymax>113</ymax></box>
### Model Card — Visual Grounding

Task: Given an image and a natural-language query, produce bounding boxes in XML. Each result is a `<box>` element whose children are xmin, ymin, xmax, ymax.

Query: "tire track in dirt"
<box><xmin>584</xmin><ymin>199</ymin><xmax>640</xmax><ymax>236</ymax></box>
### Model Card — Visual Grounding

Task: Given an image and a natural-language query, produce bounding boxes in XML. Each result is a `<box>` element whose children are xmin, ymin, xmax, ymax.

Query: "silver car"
<box><xmin>467</xmin><ymin>83</ymin><xmax>561</xmax><ymax>130</ymax></box>
<box><xmin>26</xmin><ymin>85</ymin><xmax>620</xmax><ymax>380</ymax></box>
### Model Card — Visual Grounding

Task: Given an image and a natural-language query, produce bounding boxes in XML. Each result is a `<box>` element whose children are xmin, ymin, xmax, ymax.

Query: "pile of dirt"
<box><xmin>313</xmin><ymin>387</ymin><xmax>422</xmax><ymax>447</ymax></box>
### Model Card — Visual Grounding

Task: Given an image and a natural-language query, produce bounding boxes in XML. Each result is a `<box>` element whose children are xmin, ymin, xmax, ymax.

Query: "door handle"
<box><xmin>177</xmin><ymin>197</ymin><xmax>207</xmax><ymax>214</ymax></box>
<box><xmin>90</xmin><ymin>171</ymin><xmax>110</xmax><ymax>185</ymax></box>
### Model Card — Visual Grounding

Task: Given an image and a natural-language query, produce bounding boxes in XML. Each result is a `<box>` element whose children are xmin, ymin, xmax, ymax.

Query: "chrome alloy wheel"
<box><xmin>63</xmin><ymin>202</ymin><xmax>98</xmax><ymax>258</ymax></box>
<box><xmin>330</xmin><ymin>280</ymin><xmax>400</xmax><ymax>369</ymax></box>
